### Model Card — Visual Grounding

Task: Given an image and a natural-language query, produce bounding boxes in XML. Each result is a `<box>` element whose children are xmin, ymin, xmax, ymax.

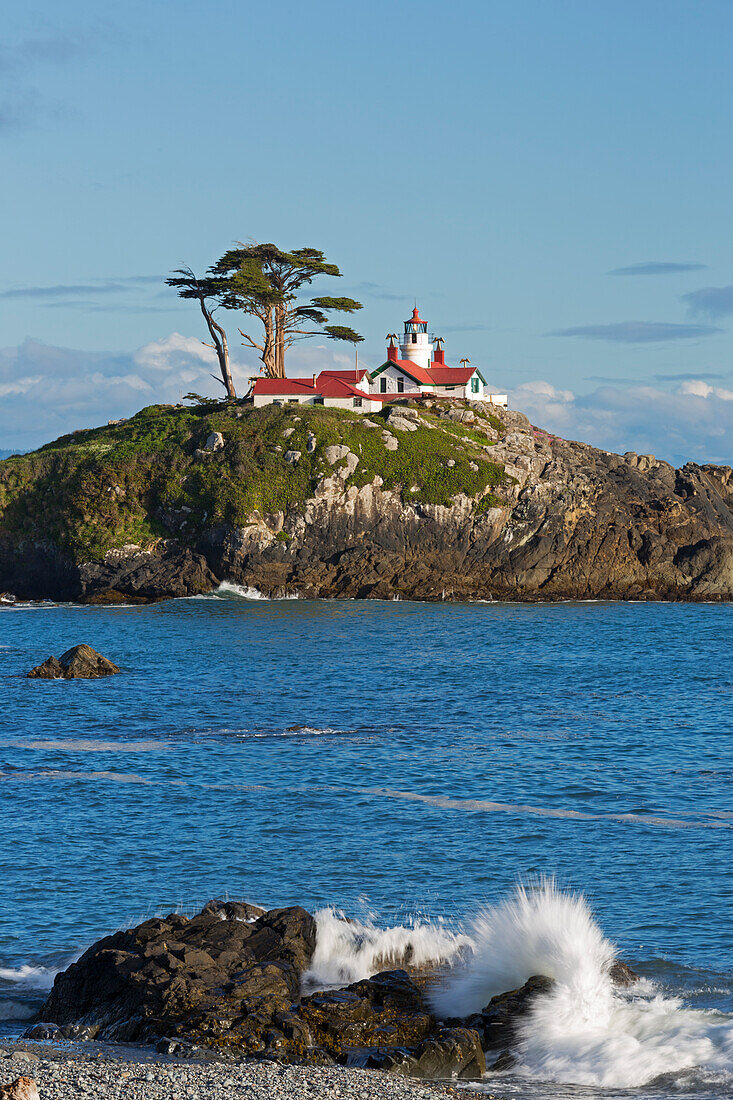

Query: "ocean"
<box><xmin>1</xmin><ymin>588</ymin><xmax>732</xmax><ymax>1098</ymax></box>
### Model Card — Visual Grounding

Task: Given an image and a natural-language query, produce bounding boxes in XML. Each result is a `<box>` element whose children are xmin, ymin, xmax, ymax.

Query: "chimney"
<box><xmin>313</xmin><ymin>374</ymin><xmax>318</xmax><ymax>388</ymax></box>
<box><xmin>434</xmin><ymin>347</ymin><xmax>445</xmax><ymax>365</ymax></box>
<box><xmin>387</xmin><ymin>344</ymin><xmax>398</xmax><ymax>362</ymax></box>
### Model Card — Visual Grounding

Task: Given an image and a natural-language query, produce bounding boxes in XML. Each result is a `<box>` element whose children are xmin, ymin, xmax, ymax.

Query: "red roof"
<box><xmin>317</xmin><ymin>368</ymin><xmax>370</xmax><ymax>386</ymax></box>
<box><xmin>252</xmin><ymin>377</ymin><xmax>316</xmax><ymax>395</ymax></box>
<box><xmin>317</xmin><ymin>375</ymin><xmax>373</xmax><ymax>401</ymax></box>
<box><xmin>406</xmin><ymin>306</ymin><xmax>425</xmax><ymax>325</ymax></box>
<box><xmin>374</xmin><ymin>359</ymin><xmax>481</xmax><ymax>390</ymax></box>
<box><xmin>252</xmin><ymin>371</ymin><xmax>374</xmax><ymax>403</ymax></box>
<box><xmin>427</xmin><ymin>366</ymin><xmax>476</xmax><ymax>385</ymax></box>
<box><xmin>380</xmin><ymin>358</ymin><xmax>434</xmax><ymax>385</ymax></box>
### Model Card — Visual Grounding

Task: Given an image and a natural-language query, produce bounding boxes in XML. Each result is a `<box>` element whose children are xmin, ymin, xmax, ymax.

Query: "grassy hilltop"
<box><xmin>0</xmin><ymin>399</ymin><xmax>508</xmax><ymax>563</ymax></box>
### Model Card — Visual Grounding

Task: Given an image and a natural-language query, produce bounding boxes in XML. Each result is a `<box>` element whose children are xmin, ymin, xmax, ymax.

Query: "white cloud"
<box><xmin>0</xmin><ymin>334</ymin><xmax>355</xmax><ymax>449</ymax></box>
<box><xmin>511</xmin><ymin>380</ymin><xmax>733</xmax><ymax>467</ymax></box>
<box><xmin>132</xmin><ymin>332</ymin><xmax>218</xmax><ymax>373</ymax></box>
<box><xmin>677</xmin><ymin>379</ymin><xmax>733</xmax><ymax>401</ymax></box>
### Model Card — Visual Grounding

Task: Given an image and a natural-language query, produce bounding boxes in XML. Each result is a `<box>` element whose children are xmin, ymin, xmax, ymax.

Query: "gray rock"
<box><xmin>446</xmin><ymin>459</ymin><xmax>456</xmax><ymax>468</ymax></box>
<box><xmin>325</xmin><ymin>445</ymin><xmax>350</xmax><ymax>465</ymax></box>
<box><xmin>282</xmin><ymin>428</ymin><xmax>295</xmax><ymax>439</ymax></box>
<box><xmin>448</xmin><ymin>409</ymin><xmax>475</xmax><ymax>424</ymax></box>
<box><xmin>336</xmin><ymin>453</ymin><xmax>359</xmax><ymax>478</ymax></box>
<box><xmin>284</xmin><ymin>451</ymin><xmax>301</xmax><ymax>464</ymax></box>
<box><xmin>382</xmin><ymin>432</ymin><xmax>398</xmax><ymax>452</ymax></box>
<box><xmin>386</xmin><ymin>414</ymin><xmax>418</xmax><ymax>432</ymax></box>
<box><xmin>205</xmin><ymin>432</ymin><xmax>225</xmax><ymax>452</ymax></box>
<box><xmin>361</xmin><ymin>419</ymin><xmax>379</xmax><ymax>428</ymax></box>
<box><xmin>306</xmin><ymin>433</ymin><xmax>317</xmax><ymax>453</ymax></box>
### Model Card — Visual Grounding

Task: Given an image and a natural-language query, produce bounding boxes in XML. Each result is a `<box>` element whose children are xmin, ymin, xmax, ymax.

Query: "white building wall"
<box><xmin>253</xmin><ymin>393</ymin><xmax>317</xmax><ymax>407</ymax></box>
<box><xmin>368</xmin><ymin>364</ymin><xmax>421</xmax><ymax>395</ymax></box>
<box><xmin>322</xmin><ymin>396</ymin><xmax>382</xmax><ymax>413</ymax></box>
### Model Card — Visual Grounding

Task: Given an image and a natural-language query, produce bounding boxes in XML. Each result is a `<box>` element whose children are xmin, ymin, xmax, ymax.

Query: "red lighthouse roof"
<box><xmin>406</xmin><ymin>306</ymin><xmax>425</xmax><ymax>324</ymax></box>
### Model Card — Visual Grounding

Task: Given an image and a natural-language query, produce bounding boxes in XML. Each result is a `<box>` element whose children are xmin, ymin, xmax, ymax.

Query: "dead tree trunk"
<box><xmin>198</xmin><ymin>296</ymin><xmax>236</xmax><ymax>399</ymax></box>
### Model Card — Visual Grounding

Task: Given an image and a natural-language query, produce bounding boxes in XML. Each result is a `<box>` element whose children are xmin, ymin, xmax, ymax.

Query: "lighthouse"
<box><xmin>398</xmin><ymin>306</ymin><xmax>431</xmax><ymax>372</ymax></box>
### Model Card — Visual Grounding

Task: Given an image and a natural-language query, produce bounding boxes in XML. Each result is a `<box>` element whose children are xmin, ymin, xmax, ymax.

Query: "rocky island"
<box><xmin>0</xmin><ymin>397</ymin><xmax>731</xmax><ymax>603</ymax></box>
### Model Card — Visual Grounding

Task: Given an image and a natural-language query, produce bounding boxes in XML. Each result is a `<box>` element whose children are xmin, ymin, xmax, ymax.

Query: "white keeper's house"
<box><xmin>252</xmin><ymin>306</ymin><xmax>507</xmax><ymax>412</ymax></box>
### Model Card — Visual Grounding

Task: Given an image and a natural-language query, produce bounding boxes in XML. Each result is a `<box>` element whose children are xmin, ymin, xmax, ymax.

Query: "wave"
<box><xmin>433</xmin><ymin>880</ymin><xmax>733</xmax><ymax>1089</ymax></box>
<box><xmin>0</xmin><ymin>963</ymin><xmax>59</xmax><ymax>991</ymax></box>
<box><xmin>194</xmin><ymin>583</ymin><xmax>301</xmax><ymax>601</ymax></box>
<box><xmin>303</xmin><ymin>908</ymin><xmax>469</xmax><ymax>991</ymax></box>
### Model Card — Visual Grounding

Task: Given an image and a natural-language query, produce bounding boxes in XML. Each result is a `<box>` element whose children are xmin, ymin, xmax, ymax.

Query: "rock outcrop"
<box><xmin>27</xmin><ymin>644</ymin><xmax>120</xmax><ymax>679</ymax></box>
<box><xmin>2</xmin><ymin>398</ymin><xmax>732</xmax><ymax>603</ymax></box>
<box><xmin>29</xmin><ymin>901</ymin><xmax>639</xmax><ymax>1079</ymax></box>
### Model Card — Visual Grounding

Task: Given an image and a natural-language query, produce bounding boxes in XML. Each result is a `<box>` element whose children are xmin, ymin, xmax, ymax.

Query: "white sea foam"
<box><xmin>303</xmin><ymin>908</ymin><xmax>469</xmax><ymax>991</ymax></box>
<box><xmin>0</xmin><ymin>963</ymin><xmax>58</xmax><ymax>991</ymax></box>
<box><xmin>195</xmin><ymin>582</ymin><xmax>301</xmax><ymax>601</ymax></box>
<box><xmin>432</xmin><ymin>880</ymin><xmax>733</xmax><ymax>1089</ymax></box>
<box><xmin>13</xmin><ymin>739</ymin><xmax>167</xmax><ymax>753</ymax></box>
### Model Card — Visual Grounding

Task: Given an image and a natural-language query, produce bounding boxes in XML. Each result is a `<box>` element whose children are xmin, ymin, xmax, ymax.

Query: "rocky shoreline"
<box><xmin>2</xmin><ymin>398</ymin><xmax>731</xmax><ymax>604</ymax></box>
<box><xmin>17</xmin><ymin>900</ymin><xmax>637</xmax><ymax>1088</ymax></box>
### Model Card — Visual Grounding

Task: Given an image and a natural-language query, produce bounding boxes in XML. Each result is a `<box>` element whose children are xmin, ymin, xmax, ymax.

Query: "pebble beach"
<box><xmin>0</xmin><ymin>1043</ymin><xmax>480</xmax><ymax>1100</ymax></box>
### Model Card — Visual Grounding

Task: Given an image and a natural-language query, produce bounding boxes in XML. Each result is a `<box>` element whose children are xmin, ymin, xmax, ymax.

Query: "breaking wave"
<box><xmin>194</xmin><ymin>583</ymin><xmax>301</xmax><ymax>601</ymax></box>
<box><xmin>433</xmin><ymin>880</ymin><xmax>733</xmax><ymax>1089</ymax></box>
<box><xmin>304</xmin><ymin>908</ymin><xmax>469</xmax><ymax>991</ymax></box>
<box><xmin>0</xmin><ymin>963</ymin><xmax>58</xmax><ymax>991</ymax></box>
<box><xmin>0</xmin><ymin>962</ymin><xmax>61</xmax><ymax>1023</ymax></box>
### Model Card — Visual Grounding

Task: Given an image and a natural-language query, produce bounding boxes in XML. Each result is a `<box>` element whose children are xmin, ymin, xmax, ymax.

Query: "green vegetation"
<box><xmin>0</xmin><ymin>400</ymin><xmax>508</xmax><ymax>563</ymax></box>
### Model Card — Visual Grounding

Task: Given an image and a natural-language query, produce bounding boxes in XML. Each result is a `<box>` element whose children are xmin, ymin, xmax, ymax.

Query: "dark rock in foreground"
<box><xmin>31</xmin><ymin>900</ymin><xmax>638</xmax><ymax>1080</ymax></box>
<box><xmin>27</xmin><ymin>644</ymin><xmax>120</xmax><ymax>679</ymax></box>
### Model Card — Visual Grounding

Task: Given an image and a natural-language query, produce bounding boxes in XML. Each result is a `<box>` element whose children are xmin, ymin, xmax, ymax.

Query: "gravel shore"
<box><xmin>0</xmin><ymin>1042</ymin><xmax>501</xmax><ymax>1100</ymax></box>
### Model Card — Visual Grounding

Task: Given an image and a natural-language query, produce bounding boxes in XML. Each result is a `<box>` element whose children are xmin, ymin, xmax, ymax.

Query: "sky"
<box><xmin>1</xmin><ymin>0</ymin><xmax>732</xmax><ymax>465</ymax></box>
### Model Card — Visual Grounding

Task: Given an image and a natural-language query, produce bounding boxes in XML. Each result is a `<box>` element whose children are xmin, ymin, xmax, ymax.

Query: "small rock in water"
<box><xmin>27</xmin><ymin>644</ymin><xmax>120</xmax><ymax>680</ymax></box>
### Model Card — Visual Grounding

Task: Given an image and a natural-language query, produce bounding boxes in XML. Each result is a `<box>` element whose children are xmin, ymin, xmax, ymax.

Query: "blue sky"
<box><xmin>1</xmin><ymin>0</ymin><xmax>732</xmax><ymax>463</ymax></box>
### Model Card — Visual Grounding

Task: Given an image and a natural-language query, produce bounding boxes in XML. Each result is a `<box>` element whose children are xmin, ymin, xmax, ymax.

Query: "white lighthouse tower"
<box><xmin>398</xmin><ymin>305</ymin><xmax>431</xmax><ymax>372</ymax></box>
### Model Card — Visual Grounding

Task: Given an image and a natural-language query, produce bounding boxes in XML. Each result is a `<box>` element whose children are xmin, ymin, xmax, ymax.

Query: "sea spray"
<box><xmin>0</xmin><ymin>962</ymin><xmax>63</xmax><ymax>1023</ymax></box>
<box><xmin>432</xmin><ymin>880</ymin><xmax>733</xmax><ymax>1089</ymax></box>
<box><xmin>431</xmin><ymin>878</ymin><xmax>615</xmax><ymax>1018</ymax></box>
<box><xmin>192</xmin><ymin>583</ymin><xmax>302</xmax><ymax>601</ymax></box>
<box><xmin>303</xmin><ymin>908</ymin><xmax>469</xmax><ymax>991</ymax></box>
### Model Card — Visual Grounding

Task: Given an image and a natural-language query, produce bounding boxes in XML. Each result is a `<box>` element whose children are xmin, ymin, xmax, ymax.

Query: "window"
<box><xmin>471</xmin><ymin>376</ymin><xmax>480</xmax><ymax>394</ymax></box>
<box><xmin>380</xmin><ymin>378</ymin><xmax>387</xmax><ymax>393</ymax></box>
<box><xmin>397</xmin><ymin>377</ymin><xmax>404</xmax><ymax>393</ymax></box>
<box><xmin>313</xmin><ymin>396</ymin><xmax>324</xmax><ymax>405</ymax></box>
<box><xmin>353</xmin><ymin>397</ymin><xmax>362</xmax><ymax>407</ymax></box>
<box><xmin>411</xmin><ymin>333</ymin><xmax>417</xmax><ymax>344</ymax></box>
<box><xmin>287</xmin><ymin>398</ymin><xmax>299</xmax><ymax>404</ymax></box>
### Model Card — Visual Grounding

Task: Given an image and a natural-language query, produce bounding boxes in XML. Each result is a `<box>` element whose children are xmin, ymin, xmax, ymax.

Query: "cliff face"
<box><xmin>1</xmin><ymin>399</ymin><xmax>732</xmax><ymax>603</ymax></box>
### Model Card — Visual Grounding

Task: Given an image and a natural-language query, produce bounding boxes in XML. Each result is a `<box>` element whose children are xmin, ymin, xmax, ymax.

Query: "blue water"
<box><xmin>1</xmin><ymin>592</ymin><xmax>732</xmax><ymax>1096</ymax></box>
